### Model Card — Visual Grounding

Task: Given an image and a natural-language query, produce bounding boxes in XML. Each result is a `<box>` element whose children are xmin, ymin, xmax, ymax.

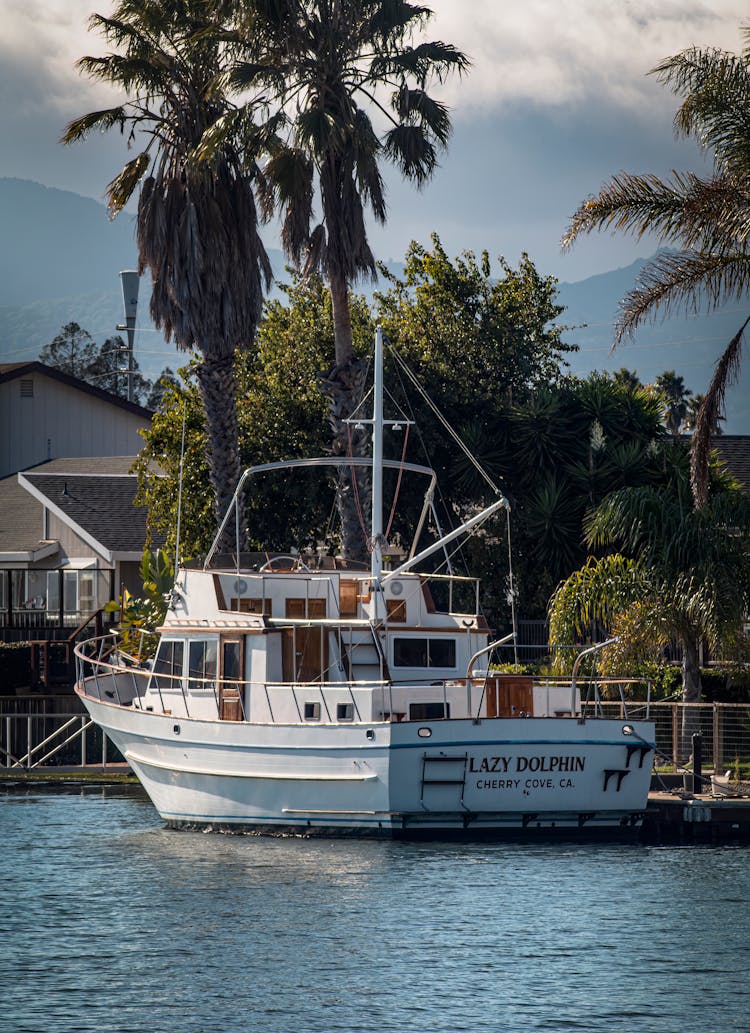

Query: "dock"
<box><xmin>642</xmin><ymin>792</ymin><xmax>750</xmax><ymax>844</ymax></box>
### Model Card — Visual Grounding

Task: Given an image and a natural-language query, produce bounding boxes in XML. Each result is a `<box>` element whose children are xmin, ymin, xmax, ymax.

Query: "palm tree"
<box><xmin>227</xmin><ymin>0</ymin><xmax>467</xmax><ymax>560</ymax></box>
<box><xmin>562</xmin><ymin>26</ymin><xmax>750</xmax><ymax>507</ymax></box>
<box><xmin>654</xmin><ymin>370</ymin><xmax>692</xmax><ymax>436</ymax></box>
<box><xmin>549</xmin><ymin>450</ymin><xmax>750</xmax><ymax>751</ymax></box>
<box><xmin>62</xmin><ymin>0</ymin><xmax>271</xmax><ymax>551</ymax></box>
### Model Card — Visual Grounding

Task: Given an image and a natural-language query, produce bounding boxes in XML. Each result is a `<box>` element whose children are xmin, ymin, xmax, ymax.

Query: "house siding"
<box><xmin>0</xmin><ymin>373</ymin><xmax>148</xmax><ymax>477</ymax></box>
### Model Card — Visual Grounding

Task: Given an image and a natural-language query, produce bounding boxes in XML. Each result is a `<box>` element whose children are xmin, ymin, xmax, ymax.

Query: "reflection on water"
<box><xmin>2</xmin><ymin>787</ymin><xmax>749</xmax><ymax>1033</ymax></box>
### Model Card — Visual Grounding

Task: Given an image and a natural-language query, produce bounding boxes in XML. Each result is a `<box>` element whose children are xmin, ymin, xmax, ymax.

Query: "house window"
<box><xmin>188</xmin><ymin>639</ymin><xmax>217</xmax><ymax>692</ymax></box>
<box><xmin>304</xmin><ymin>701</ymin><xmax>321</xmax><ymax>720</ymax></box>
<box><xmin>393</xmin><ymin>638</ymin><xmax>457</xmax><ymax>669</ymax></box>
<box><xmin>409</xmin><ymin>702</ymin><xmax>450</xmax><ymax>721</ymax></box>
<box><xmin>20</xmin><ymin>379</ymin><xmax>33</xmax><ymax>398</ymax></box>
<box><xmin>336</xmin><ymin>703</ymin><xmax>354</xmax><ymax>721</ymax></box>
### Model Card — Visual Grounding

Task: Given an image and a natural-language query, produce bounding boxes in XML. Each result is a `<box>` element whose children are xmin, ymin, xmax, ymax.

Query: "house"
<box><xmin>0</xmin><ymin>456</ymin><xmax>165</xmax><ymax>635</ymax></box>
<box><xmin>712</xmin><ymin>436</ymin><xmax>750</xmax><ymax>494</ymax></box>
<box><xmin>0</xmin><ymin>361</ymin><xmax>152</xmax><ymax>478</ymax></box>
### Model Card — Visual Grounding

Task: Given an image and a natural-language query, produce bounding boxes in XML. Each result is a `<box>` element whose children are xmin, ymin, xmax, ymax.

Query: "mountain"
<box><xmin>1</xmin><ymin>178</ymin><xmax>748</xmax><ymax>431</ymax></box>
<box><xmin>556</xmin><ymin>259</ymin><xmax>750</xmax><ymax>432</ymax></box>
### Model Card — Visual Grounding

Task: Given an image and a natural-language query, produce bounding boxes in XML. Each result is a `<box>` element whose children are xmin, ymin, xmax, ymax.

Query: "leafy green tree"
<box><xmin>135</xmin><ymin>274</ymin><xmax>374</xmax><ymax>559</ymax></box>
<box><xmin>63</xmin><ymin>0</ymin><xmax>271</xmax><ymax>549</ymax></box>
<box><xmin>563</xmin><ymin>25</ymin><xmax>750</xmax><ymax>506</ymax></box>
<box><xmin>226</xmin><ymin>0</ymin><xmax>467</xmax><ymax>560</ymax></box>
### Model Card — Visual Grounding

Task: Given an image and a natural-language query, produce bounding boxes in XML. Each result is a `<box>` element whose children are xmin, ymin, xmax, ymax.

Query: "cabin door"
<box><xmin>219</xmin><ymin>636</ymin><xmax>245</xmax><ymax>720</ymax></box>
<box><xmin>282</xmin><ymin>598</ymin><xmax>328</xmax><ymax>682</ymax></box>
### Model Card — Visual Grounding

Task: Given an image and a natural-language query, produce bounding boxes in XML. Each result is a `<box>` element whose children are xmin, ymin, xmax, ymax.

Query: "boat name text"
<box><xmin>468</xmin><ymin>755</ymin><xmax>585</xmax><ymax>774</ymax></box>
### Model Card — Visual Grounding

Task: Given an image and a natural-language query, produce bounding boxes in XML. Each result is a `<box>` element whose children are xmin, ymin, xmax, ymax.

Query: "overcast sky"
<box><xmin>1</xmin><ymin>0</ymin><xmax>748</xmax><ymax>282</ymax></box>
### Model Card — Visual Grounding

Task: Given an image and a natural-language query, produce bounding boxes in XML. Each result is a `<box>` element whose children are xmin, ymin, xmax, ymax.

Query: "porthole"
<box><xmin>304</xmin><ymin>702</ymin><xmax>321</xmax><ymax>721</ymax></box>
<box><xmin>417</xmin><ymin>727</ymin><xmax>432</xmax><ymax>738</ymax></box>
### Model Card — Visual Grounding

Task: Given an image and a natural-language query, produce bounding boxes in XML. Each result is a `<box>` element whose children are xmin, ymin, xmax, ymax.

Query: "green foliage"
<box><xmin>135</xmin><ymin>275</ymin><xmax>374</xmax><ymax>558</ymax></box>
<box><xmin>548</xmin><ymin>446</ymin><xmax>750</xmax><ymax>696</ymax></box>
<box><xmin>104</xmin><ymin>549</ymin><xmax>174</xmax><ymax>655</ymax></box>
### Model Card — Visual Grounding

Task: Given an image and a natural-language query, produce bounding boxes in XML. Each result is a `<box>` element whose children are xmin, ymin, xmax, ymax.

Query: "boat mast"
<box><xmin>370</xmin><ymin>327</ymin><xmax>385</xmax><ymax>620</ymax></box>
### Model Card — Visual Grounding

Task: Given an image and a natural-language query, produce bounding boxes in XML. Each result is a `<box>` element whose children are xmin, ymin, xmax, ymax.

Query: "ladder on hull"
<box><xmin>420</xmin><ymin>752</ymin><xmax>468</xmax><ymax>810</ymax></box>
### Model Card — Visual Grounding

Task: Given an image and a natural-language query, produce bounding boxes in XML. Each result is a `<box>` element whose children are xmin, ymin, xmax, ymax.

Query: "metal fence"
<box><xmin>3</xmin><ymin>693</ymin><xmax>748</xmax><ymax>774</ymax></box>
<box><xmin>0</xmin><ymin>695</ymin><xmax>119</xmax><ymax>768</ymax></box>
<box><xmin>595</xmin><ymin>701</ymin><xmax>750</xmax><ymax>772</ymax></box>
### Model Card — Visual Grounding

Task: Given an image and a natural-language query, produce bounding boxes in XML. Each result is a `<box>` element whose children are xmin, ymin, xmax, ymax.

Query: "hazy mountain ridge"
<box><xmin>1</xmin><ymin>178</ymin><xmax>747</xmax><ymax>430</ymax></box>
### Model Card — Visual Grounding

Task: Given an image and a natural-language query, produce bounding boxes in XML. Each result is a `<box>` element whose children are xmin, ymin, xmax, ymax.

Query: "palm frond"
<box><xmin>383</xmin><ymin>124</ymin><xmax>437</xmax><ymax>184</ymax></box>
<box><xmin>691</xmin><ymin>314</ymin><xmax>750</xmax><ymax>506</ymax></box>
<box><xmin>106</xmin><ymin>151</ymin><xmax>151</xmax><ymax>214</ymax></box>
<box><xmin>615</xmin><ymin>248</ymin><xmax>750</xmax><ymax>341</ymax></box>
<box><xmin>563</xmin><ymin>170</ymin><xmax>740</xmax><ymax>251</ymax></box>
<box><xmin>61</xmin><ymin>107</ymin><xmax>127</xmax><ymax>144</ymax></box>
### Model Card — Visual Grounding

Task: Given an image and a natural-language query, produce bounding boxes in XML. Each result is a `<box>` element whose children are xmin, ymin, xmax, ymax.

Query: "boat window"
<box><xmin>409</xmin><ymin>702</ymin><xmax>450</xmax><ymax>721</ymax></box>
<box><xmin>336</xmin><ymin>703</ymin><xmax>354</xmax><ymax>721</ymax></box>
<box><xmin>304</xmin><ymin>702</ymin><xmax>321</xmax><ymax>720</ymax></box>
<box><xmin>188</xmin><ymin>640</ymin><xmax>218</xmax><ymax>692</ymax></box>
<box><xmin>151</xmin><ymin>640</ymin><xmax>184</xmax><ymax>691</ymax></box>
<box><xmin>231</xmin><ymin>597</ymin><xmax>272</xmax><ymax>615</ymax></box>
<box><xmin>393</xmin><ymin>638</ymin><xmax>456</xmax><ymax>669</ymax></box>
<box><xmin>386</xmin><ymin>599</ymin><xmax>406</xmax><ymax>623</ymax></box>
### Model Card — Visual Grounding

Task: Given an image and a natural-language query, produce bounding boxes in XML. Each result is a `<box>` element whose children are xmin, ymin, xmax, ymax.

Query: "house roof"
<box><xmin>712</xmin><ymin>436</ymin><xmax>750</xmax><ymax>493</ymax></box>
<box><xmin>0</xmin><ymin>361</ymin><xmax>153</xmax><ymax>419</ymax></box>
<box><xmin>19</xmin><ymin>472</ymin><xmax>165</xmax><ymax>558</ymax></box>
<box><xmin>0</xmin><ymin>473</ymin><xmax>58</xmax><ymax>560</ymax></box>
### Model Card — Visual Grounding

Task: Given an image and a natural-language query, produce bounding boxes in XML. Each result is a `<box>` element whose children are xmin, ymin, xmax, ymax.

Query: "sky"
<box><xmin>1</xmin><ymin>0</ymin><xmax>749</xmax><ymax>284</ymax></box>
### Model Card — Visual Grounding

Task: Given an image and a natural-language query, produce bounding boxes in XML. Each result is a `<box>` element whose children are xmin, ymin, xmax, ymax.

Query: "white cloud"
<box><xmin>426</xmin><ymin>0</ymin><xmax>750</xmax><ymax>112</ymax></box>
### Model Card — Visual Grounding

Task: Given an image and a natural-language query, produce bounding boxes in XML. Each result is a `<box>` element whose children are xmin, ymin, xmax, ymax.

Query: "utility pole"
<box><xmin>117</xmin><ymin>271</ymin><xmax>139</xmax><ymax>402</ymax></box>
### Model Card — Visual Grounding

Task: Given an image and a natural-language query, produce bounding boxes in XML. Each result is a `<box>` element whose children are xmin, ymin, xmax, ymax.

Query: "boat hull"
<box><xmin>77</xmin><ymin>685</ymin><xmax>654</xmax><ymax>839</ymax></box>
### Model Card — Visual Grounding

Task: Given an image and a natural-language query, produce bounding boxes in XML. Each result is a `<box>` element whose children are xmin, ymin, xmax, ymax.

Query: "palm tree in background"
<box><xmin>226</xmin><ymin>0</ymin><xmax>467</xmax><ymax>560</ymax></box>
<box><xmin>654</xmin><ymin>370</ymin><xmax>692</xmax><ymax>436</ymax></box>
<box><xmin>62</xmin><ymin>0</ymin><xmax>271</xmax><ymax>551</ymax></box>
<box><xmin>562</xmin><ymin>26</ymin><xmax>750</xmax><ymax>506</ymax></box>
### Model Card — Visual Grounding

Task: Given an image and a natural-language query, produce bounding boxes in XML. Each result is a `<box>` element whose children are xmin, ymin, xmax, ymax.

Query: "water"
<box><xmin>2</xmin><ymin>787</ymin><xmax>749</xmax><ymax>1033</ymax></box>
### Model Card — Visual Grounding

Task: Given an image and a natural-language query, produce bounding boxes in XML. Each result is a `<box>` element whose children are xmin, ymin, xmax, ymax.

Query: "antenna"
<box><xmin>174</xmin><ymin>400</ymin><xmax>187</xmax><ymax>577</ymax></box>
<box><xmin>117</xmin><ymin>271</ymin><xmax>139</xmax><ymax>402</ymax></box>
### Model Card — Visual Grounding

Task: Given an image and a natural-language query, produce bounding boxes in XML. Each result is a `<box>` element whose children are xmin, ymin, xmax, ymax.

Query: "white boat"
<box><xmin>75</xmin><ymin>330</ymin><xmax>655</xmax><ymax>838</ymax></box>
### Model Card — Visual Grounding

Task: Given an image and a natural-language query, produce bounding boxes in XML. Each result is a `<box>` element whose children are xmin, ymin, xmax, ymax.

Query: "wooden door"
<box><xmin>219</xmin><ymin>637</ymin><xmax>244</xmax><ymax>720</ymax></box>
<box><xmin>282</xmin><ymin>598</ymin><xmax>328</xmax><ymax>682</ymax></box>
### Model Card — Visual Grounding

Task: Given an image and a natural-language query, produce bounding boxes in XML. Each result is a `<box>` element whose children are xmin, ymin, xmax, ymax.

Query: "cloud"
<box><xmin>427</xmin><ymin>0</ymin><xmax>750</xmax><ymax>112</ymax></box>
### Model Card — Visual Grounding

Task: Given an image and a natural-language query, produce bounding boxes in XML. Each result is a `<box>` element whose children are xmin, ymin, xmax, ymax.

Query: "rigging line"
<box><xmin>390</xmin><ymin>345</ymin><xmax>503</xmax><ymax>496</ymax></box>
<box><xmin>506</xmin><ymin>508</ymin><xmax>519</xmax><ymax>666</ymax></box>
<box><xmin>389</xmin><ymin>349</ymin><xmax>469</xmax><ymax>576</ymax></box>
<box><xmin>345</xmin><ymin>421</ymin><xmax>371</xmax><ymax>551</ymax></box>
<box><xmin>385</xmin><ymin>425</ymin><xmax>410</xmax><ymax>540</ymax></box>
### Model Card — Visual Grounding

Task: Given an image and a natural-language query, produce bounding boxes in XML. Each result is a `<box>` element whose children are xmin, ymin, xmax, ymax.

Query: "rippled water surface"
<box><xmin>2</xmin><ymin>786</ymin><xmax>749</xmax><ymax>1033</ymax></box>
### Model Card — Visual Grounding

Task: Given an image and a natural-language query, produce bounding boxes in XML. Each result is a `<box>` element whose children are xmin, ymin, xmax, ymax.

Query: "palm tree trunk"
<box><xmin>319</xmin><ymin>357</ymin><xmax>371</xmax><ymax>564</ymax></box>
<box><xmin>330</xmin><ymin>271</ymin><xmax>354</xmax><ymax>365</ymax></box>
<box><xmin>195</xmin><ymin>353</ymin><xmax>246</xmax><ymax>556</ymax></box>
<box><xmin>680</xmin><ymin>635</ymin><xmax>702</xmax><ymax>763</ymax></box>
<box><xmin>321</xmin><ymin>272</ymin><xmax>371</xmax><ymax>564</ymax></box>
